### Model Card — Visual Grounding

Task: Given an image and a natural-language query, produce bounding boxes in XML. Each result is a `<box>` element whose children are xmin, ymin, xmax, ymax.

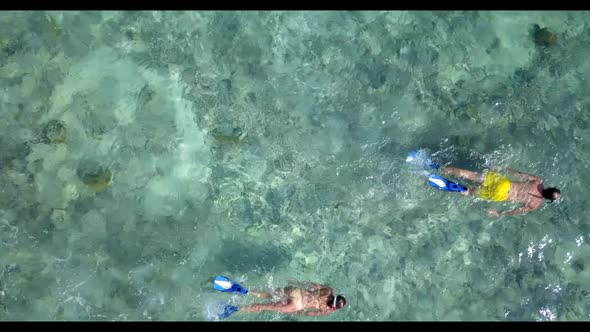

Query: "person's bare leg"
<box><xmin>441</xmin><ymin>166</ymin><xmax>484</xmax><ymax>183</ymax></box>
<box><xmin>462</xmin><ymin>186</ymin><xmax>475</xmax><ymax>196</ymax></box>
<box><xmin>239</xmin><ymin>301</ymin><xmax>295</xmax><ymax>314</ymax></box>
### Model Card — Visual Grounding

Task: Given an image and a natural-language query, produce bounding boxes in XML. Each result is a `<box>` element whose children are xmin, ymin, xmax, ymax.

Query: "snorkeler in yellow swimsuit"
<box><xmin>440</xmin><ymin>166</ymin><xmax>560</xmax><ymax>217</ymax></box>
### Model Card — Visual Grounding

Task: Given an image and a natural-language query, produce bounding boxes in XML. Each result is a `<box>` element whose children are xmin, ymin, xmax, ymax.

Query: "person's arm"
<box><xmin>239</xmin><ymin>302</ymin><xmax>296</xmax><ymax>314</ymax></box>
<box><xmin>487</xmin><ymin>206</ymin><xmax>535</xmax><ymax>217</ymax></box>
<box><xmin>499</xmin><ymin>168</ymin><xmax>542</xmax><ymax>182</ymax></box>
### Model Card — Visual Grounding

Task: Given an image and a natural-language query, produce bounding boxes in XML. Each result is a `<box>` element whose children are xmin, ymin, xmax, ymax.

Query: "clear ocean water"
<box><xmin>1</xmin><ymin>11</ymin><xmax>589</xmax><ymax>321</ymax></box>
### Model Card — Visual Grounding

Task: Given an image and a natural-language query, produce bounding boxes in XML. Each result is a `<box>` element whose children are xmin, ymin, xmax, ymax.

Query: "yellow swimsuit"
<box><xmin>477</xmin><ymin>171</ymin><xmax>511</xmax><ymax>202</ymax></box>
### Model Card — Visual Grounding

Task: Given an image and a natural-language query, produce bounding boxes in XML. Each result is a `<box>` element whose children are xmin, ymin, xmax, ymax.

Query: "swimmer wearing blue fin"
<box><xmin>406</xmin><ymin>150</ymin><xmax>561</xmax><ymax>217</ymax></box>
<box><xmin>212</xmin><ymin>276</ymin><xmax>346</xmax><ymax>319</ymax></box>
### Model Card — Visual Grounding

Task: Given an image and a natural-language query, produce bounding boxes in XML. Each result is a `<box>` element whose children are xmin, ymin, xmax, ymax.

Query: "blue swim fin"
<box><xmin>406</xmin><ymin>150</ymin><xmax>440</xmax><ymax>170</ymax></box>
<box><xmin>217</xmin><ymin>305</ymin><xmax>239</xmax><ymax>320</ymax></box>
<box><xmin>213</xmin><ymin>275</ymin><xmax>248</xmax><ymax>295</ymax></box>
<box><xmin>407</xmin><ymin>150</ymin><xmax>466</xmax><ymax>193</ymax></box>
<box><xmin>428</xmin><ymin>174</ymin><xmax>467</xmax><ymax>193</ymax></box>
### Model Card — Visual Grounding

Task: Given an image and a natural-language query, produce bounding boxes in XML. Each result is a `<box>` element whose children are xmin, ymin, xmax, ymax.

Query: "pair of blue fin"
<box><xmin>211</xmin><ymin>275</ymin><xmax>248</xmax><ymax>320</ymax></box>
<box><xmin>406</xmin><ymin>150</ymin><xmax>467</xmax><ymax>193</ymax></box>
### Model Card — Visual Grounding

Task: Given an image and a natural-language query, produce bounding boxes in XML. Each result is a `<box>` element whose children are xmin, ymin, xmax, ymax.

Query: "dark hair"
<box><xmin>328</xmin><ymin>295</ymin><xmax>346</xmax><ymax>310</ymax></box>
<box><xmin>542</xmin><ymin>188</ymin><xmax>561</xmax><ymax>202</ymax></box>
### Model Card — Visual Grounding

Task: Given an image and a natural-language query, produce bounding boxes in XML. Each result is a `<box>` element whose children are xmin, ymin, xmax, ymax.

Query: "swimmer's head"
<box><xmin>328</xmin><ymin>294</ymin><xmax>346</xmax><ymax>311</ymax></box>
<box><xmin>542</xmin><ymin>187</ymin><xmax>561</xmax><ymax>202</ymax></box>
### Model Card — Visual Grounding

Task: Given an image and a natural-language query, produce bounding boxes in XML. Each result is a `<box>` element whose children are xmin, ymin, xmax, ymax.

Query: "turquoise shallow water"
<box><xmin>1</xmin><ymin>11</ymin><xmax>590</xmax><ymax>321</ymax></box>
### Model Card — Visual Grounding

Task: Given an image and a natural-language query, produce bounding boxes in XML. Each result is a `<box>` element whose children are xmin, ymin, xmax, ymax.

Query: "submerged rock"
<box><xmin>209</xmin><ymin>126</ymin><xmax>246</xmax><ymax>145</ymax></box>
<box><xmin>79</xmin><ymin>167</ymin><xmax>113</xmax><ymax>192</ymax></box>
<box><xmin>42</xmin><ymin>120</ymin><xmax>67</xmax><ymax>144</ymax></box>
<box><xmin>532</xmin><ymin>24</ymin><xmax>558</xmax><ymax>47</ymax></box>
